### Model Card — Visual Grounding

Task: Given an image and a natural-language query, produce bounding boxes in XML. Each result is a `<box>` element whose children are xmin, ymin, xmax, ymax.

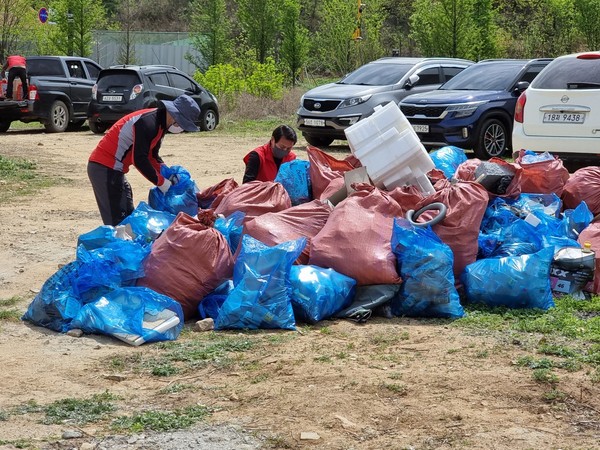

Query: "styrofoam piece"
<box><xmin>113</xmin><ymin>309</ymin><xmax>180</xmax><ymax>346</ymax></box>
<box><xmin>345</xmin><ymin>101</ymin><xmax>412</xmax><ymax>153</ymax></box>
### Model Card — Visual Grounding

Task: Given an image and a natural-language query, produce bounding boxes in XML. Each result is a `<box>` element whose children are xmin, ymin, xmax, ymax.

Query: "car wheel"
<box><xmin>44</xmin><ymin>100</ymin><xmax>70</xmax><ymax>133</ymax></box>
<box><xmin>89</xmin><ymin>121</ymin><xmax>108</xmax><ymax>135</ymax></box>
<box><xmin>474</xmin><ymin>118</ymin><xmax>508</xmax><ymax>159</ymax></box>
<box><xmin>67</xmin><ymin>119</ymin><xmax>86</xmax><ymax>131</ymax></box>
<box><xmin>303</xmin><ymin>133</ymin><xmax>334</xmax><ymax>148</ymax></box>
<box><xmin>200</xmin><ymin>108</ymin><xmax>218</xmax><ymax>131</ymax></box>
<box><xmin>0</xmin><ymin>120</ymin><xmax>11</xmax><ymax>132</ymax></box>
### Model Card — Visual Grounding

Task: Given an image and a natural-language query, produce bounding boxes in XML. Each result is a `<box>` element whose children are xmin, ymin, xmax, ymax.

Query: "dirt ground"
<box><xmin>0</xmin><ymin>126</ymin><xmax>599</xmax><ymax>450</ymax></box>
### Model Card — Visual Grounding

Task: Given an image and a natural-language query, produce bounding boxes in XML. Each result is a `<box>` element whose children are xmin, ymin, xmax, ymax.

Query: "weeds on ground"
<box><xmin>0</xmin><ymin>439</ymin><xmax>32</xmax><ymax>448</ymax></box>
<box><xmin>456</xmin><ymin>296</ymin><xmax>600</xmax><ymax>382</ymax></box>
<box><xmin>111</xmin><ymin>405</ymin><xmax>210</xmax><ymax>432</ymax></box>
<box><xmin>0</xmin><ymin>155</ymin><xmax>58</xmax><ymax>203</ymax></box>
<box><xmin>0</xmin><ymin>296</ymin><xmax>22</xmax><ymax>322</ymax></box>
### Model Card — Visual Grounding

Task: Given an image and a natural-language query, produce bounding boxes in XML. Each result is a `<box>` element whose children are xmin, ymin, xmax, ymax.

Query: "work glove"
<box><xmin>158</xmin><ymin>178</ymin><xmax>172</xmax><ymax>194</ymax></box>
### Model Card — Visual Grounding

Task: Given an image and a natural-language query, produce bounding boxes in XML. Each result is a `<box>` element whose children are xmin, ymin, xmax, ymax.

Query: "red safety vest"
<box><xmin>7</xmin><ymin>55</ymin><xmax>26</xmax><ymax>69</ymax></box>
<box><xmin>243</xmin><ymin>142</ymin><xmax>296</xmax><ymax>182</ymax></box>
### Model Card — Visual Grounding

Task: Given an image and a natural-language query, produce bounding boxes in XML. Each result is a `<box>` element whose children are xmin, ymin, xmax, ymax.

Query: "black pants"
<box><xmin>7</xmin><ymin>67</ymin><xmax>27</xmax><ymax>100</ymax></box>
<box><xmin>87</xmin><ymin>161</ymin><xmax>134</xmax><ymax>226</ymax></box>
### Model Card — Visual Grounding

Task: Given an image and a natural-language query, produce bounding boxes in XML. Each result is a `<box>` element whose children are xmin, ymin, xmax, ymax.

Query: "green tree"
<box><xmin>48</xmin><ymin>0</ymin><xmax>106</xmax><ymax>56</ymax></box>
<box><xmin>381</xmin><ymin>0</ymin><xmax>418</xmax><ymax>56</ymax></box>
<box><xmin>521</xmin><ymin>0</ymin><xmax>576</xmax><ymax>57</ymax></box>
<box><xmin>409</xmin><ymin>0</ymin><xmax>477</xmax><ymax>59</ymax></box>
<box><xmin>472</xmin><ymin>0</ymin><xmax>501</xmax><ymax>59</ymax></box>
<box><xmin>279</xmin><ymin>0</ymin><xmax>309</xmax><ymax>85</ymax></box>
<box><xmin>574</xmin><ymin>0</ymin><xmax>600</xmax><ymax>50</ymax></box>
<box><xmin>189</xmin><ymin>0</ymin><xmax>232</xmax><ymax>70</ymax></box>
<box><xmin>237</xmin><ymin>0</ymin><xmax>279</xmax><ymax>63</ymax></box>
<box><xmin>115</xmin><ymin>0</ymin><xmax>139</xmax><ymax>64</ymax></box>
<box><xmin>0</xmin><ymin>0</ymin><xmax>38</xmax><ymax>60</ymax></box>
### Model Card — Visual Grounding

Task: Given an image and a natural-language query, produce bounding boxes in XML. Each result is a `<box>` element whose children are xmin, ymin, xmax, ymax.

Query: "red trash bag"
<box><xmin>309</xmin><ymin>185</ymin><xmax>403</xmax><ymax>285</ymax></box>
<box><xmin>386</xmin><ymin>185</ymin><xmax>424</xmax><ymax>215</ymax></box>
<box><xmin>243</xmin><ymin>200</ymin><xmax>333</xmax><ymax>265</ymax></box>
<box><xmin>562</xmin><ymin>167</ymin><xmax>600</xmax><ymax>215</ymax></box>
<box><xmin>415</xmin><ymin>179</ymin><xmax>489</xmax><ymax>279</ymax></box>
<box><xmin>197</xmin><ymin>178</ymin><xmax>239</xmax><ymax>209</ymax></box>
<box><xmin>514</xmin><ymin>150</ymin><xmax>570</xmax><ymax>196</ymax></box>
<box><xmin>137</xmin><ymin>212</ymin><xmax>234</xmax><ymax>319</ymax></box>
<box><xmin>214</xmin><ymin>181</ymin><xmax>291</xmax><ymax>223</ymax></box>
<box><xmin>454</xmin><ymin>158</ymin><xmax>481</xmax><ymax>181</ymax></box>
<box><xmin>307</xmin><ymin>146</ymin><xmax>355</xmax><ymax>200</ymax></box>
<box><xmin>578</xmin><ymin>222</ymin><xmax>600</xmax><ymax>294</ymax></box>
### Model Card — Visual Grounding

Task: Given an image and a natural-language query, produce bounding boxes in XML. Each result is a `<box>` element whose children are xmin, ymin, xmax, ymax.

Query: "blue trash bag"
<box><xmin>198</xmin><ymin>280</ymin><xmax>234</xmax><ymax>320</ymax></box>
<box><xmin>22</xmin><ymin>247</ymin><xmax>123</xmax><ymax>332</ymax></box>
<box><xmin>478</xmin><ymin>218</ymin><xmax>543</xmax><ymax>258</ymax></box>
<box><xmin>214</xmin><ymin>211</ymin><xmax>245</xmax><ymax>254</ymax></box>
<box><xmin>76</xmin><ymin>239</ymin><xmax>151</xmax><ymax>284</ymax></box>
<box><xmin>390</xmin><ymin>218</ymin><xmax>464</xmax><ymax>318</ymax></box>
<box><xmin>461</xmin><ymin>246</ymin><xmax>555</xmax><ymax>310</ymax></box>
<box><xmin>480</xmin><ymin>198</ymin><xmax>521</xmax><ymax>233</ymax></box>
<box><xmin>560</xmin><ymin>201</ymin><xmax>593</xmax><ymax>240</ymax></box>
<box><xmin>70</xmin><ymin>286</ymin><xmax>184</xmax><ymax>346</ymax></box>
<box><xmin>520</xmin><ymin>150</ymin><xmax>555</xmax><ymax>164</ymax></box>
<box><xmin>274</xmin><ymin>160</ymin><xmax>312</xmax><ymax>206</ymax></box>
<box><xmin>288</xmin><ymin>265</ymin><xmax>356</xmax><ymax>324</ymax></box>
<box><xmin>77</xmin><ymin>225</ymin><xmax>118</xmax><ymax>250</ymax></box>
<box><xmin>429</xmin><ymin>146</ymin><xmax>468</xmax><ymax>179</ymax></box>
<box><xmin>119</xmin><ymin>201</ymin><xmax>176</xmax><ymax>242</ymax></box>
<box><xmin>148</xmin><ymin>165</ymin><xmax>199</xmax><ymax>216</ymax></box>
<box><xmin>513</xmin><ymin>193</ymin><xmax>562</xmax><ymax>218</ymax></box>
<box><xmin>215</xmin><ymin>235</ymin><xmax>306</xmax><ymax>330</ymax></box>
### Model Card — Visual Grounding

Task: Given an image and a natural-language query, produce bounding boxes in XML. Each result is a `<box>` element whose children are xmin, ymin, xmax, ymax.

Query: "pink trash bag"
<box><xmin>562</xmin><ymin>167</ymin><xmax>600</xmax><ymax>215</ymax></box>
<box><xmin>197</xmin><ymin>178</ymin><xmax>239</xmax><ymax>210</ymax></box>
<box><xmin>514</xmin><ymin>150</ymin><xmax>570</xmax><ymax>196</ymax></box>
<box><xmin>309</xmin><ymin>185</ymin><xmax>403</xmax><ymax>285</ymax></box>
<box><xmin>243</xmin><ymin>200</ymin><xmax>333</xmax><ymax>265</ymax></box>
<box><xmin>307</xmin><ymin>146</ymin><xmax>355</xmax><ymax>200</ymax></box>
<box><xmin>214</xmin><ymin>181</ymin><xmax>291</xmax><ymax>223</ymax></box>
<box><xmin>137</xmin><ymin>212</ymin><xmax>234</xmax><ymax>320</ymax></box>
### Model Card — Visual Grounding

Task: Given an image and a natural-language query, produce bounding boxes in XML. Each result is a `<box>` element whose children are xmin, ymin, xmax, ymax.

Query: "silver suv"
<box><xmin>296</xmin><ymin>57</ymin><xmax>473</xmax><ymax>147</ymax></box>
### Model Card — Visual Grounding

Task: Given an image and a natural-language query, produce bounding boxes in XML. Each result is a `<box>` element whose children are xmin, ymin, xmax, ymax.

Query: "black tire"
<box><xmin>44</xmin><ymin>100</ymin><xmax>70</xmax><ymax>133</ymax></box>
<box><xmin>473</xmin><ymin>118</ymin><xmax>509</xmax><ymax>159</ymax></box>
<box><xmin>200</xmin><ymin>108</ymin><xmax>218</xmax><ymax>131</ymax></box>
<box><xmin>89</xmin><ymin>121</ymin><xmax>108</xmax><ymax>135</ymax></box>
<box><xmin>0</xmin><ymin>120</ymin><xmax>11</xmax><ymax>133</ymax></box>
<box><xmin>303</xmin><ymin>133</ymin><xmax>334</xmax><ymax>148</ymax></box>
<box><xmin>67</xmin><ymin>119</ymin><xmax>86</xmax><ymax>131</ymax></box>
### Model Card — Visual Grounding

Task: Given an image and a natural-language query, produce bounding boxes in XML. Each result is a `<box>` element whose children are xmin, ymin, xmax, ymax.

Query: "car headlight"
<box><xmin>446</xmin><ymin>101</ymin><xmax>487</xmax><ymax>118</ymax></box>
<box><xmin>339</xmin><ymin>94</ymin><xmax>372</xmax><ymax>109</ymax></box>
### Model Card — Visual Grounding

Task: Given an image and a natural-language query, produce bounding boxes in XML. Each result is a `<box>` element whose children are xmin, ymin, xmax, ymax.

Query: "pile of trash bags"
<box><xmin>23</xmin><ymin>147</ymin><xmax>600</xmax><ymax>345</ymax></box>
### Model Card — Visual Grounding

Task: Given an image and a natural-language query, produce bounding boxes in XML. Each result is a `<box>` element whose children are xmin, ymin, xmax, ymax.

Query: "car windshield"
<box><xmin>532</xmin><ymin>57</ymin><xmax>600</xmax><ymax>89</ymax></box>
<box><xmin>440</xmin><ymin>62</ymin><xmax>523</xmax><ymax>91</ymax></box>
<box><xmin>97</xmin><ymin>72</ymin><xmax>141</xmax><ymax>91</ymax></box>
<box><xmin>338</xmin><ymin>63</ymin><xmax>413</xmax><ymax>86</ymax></box>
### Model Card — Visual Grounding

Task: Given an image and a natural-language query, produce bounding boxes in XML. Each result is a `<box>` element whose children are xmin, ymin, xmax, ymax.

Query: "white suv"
<box><xmin>512</xmin><ymin>51</ymin><xmax>600</xmax><ymax>160</ymax></box>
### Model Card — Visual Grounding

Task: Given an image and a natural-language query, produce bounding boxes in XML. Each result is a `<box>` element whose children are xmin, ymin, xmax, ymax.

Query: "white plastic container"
<box><xmin>344</xmin><ymin>102</ymin><xmax>435</xmax><ymax>194</ymax></box>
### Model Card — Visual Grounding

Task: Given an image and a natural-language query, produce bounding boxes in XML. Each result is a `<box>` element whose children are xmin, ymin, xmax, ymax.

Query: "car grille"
<box><xmin>400</xmin><ymin>105</ymin><xmax>447</xmax><ymax>118</ymax></box>
<box><xmin>303</xmin><ymin>99</ymin><xmax>342</xmax><ymax>112</ymax></box>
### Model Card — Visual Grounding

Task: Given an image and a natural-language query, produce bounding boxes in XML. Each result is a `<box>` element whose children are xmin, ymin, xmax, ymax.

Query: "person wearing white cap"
<box><xmin>87</xmin><ymin>94</ymin><xmax>201</xmax><ymax>226</ymax></box>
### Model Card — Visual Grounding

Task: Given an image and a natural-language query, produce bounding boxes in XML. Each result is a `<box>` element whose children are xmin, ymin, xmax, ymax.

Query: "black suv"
<box><xmin>87</xmin><ymin>64</ymin><xmax>219</xmax><ymax>134</ymax></box>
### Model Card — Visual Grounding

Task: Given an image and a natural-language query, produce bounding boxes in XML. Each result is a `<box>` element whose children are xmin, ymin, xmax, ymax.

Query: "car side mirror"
<box><xmin>514</xmin><ymin>81</ymin><xmax>529</xmax><ymax>93</ymax></box>
<box><xmin>404</xmin><ymin>74</ymin><xmax>420</xmax><ymax>89</ymax></box>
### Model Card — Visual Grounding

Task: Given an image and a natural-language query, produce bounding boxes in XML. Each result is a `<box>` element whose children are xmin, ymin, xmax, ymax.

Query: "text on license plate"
<box><xmin>412</xmin><ymin>124</ymin><xmax>429</xmax><ymax>133</ymax></box>
<box><xmin>543</xmin><ymin>113</ymin><xmax>585</xmax><ymax>124</ymax></box>
<box><xmin>304</xmin><ymin>118</ymin><xmax>325</xmax><ymax>127</ymax></box>
<box><xmin>103</xmin><ymin>95</ymin><xmax>123</xmax><ymax>102</ymax></box>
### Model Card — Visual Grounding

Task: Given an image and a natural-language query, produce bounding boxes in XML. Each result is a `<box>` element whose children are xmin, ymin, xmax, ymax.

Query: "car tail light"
<box><xmin>515</xmin><ymin>91</ymin><xmax>526</xmax><ymax>123</ymax></box>
<box><xmin>577</xmin><ymin>53</ymin><xmax>600</xmax><ymax>60</ymax></box>
<box><xmin>28</xmin><ymin>85</ymin><xmax>38</xmax><ymax>101</ymax></box>
<box><xmin>91</xmin><ymin>84</ymin><xmax>97</xmax><ymax>100</ymax></box>
<box><xmin>130</xmin><ymin>83</ymin><xmax>143</xmax><ymax>100</ymax></box>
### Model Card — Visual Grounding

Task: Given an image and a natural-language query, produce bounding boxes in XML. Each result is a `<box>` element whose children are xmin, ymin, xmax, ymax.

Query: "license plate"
<box><xmin>543</xmin><ymin>112</ymin><xmax>585</xmax><ymax>124</ymax></box>
<box><xmin>412</xmin><ymin>124</ymin><xmax>429</xmax><ymax>133</ymax></box>
<box><xmin>304</xmin><ymin>118</ymin><xmax>325</xmax><ymax>127</ymax></box>
<box><xmin>102</xmin><ymin>95</ymin><xmax>123</xmax><ymax>102</ymax></box>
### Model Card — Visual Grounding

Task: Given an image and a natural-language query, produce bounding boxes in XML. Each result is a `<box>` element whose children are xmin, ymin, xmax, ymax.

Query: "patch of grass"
<box><xmin>542</xmin><ymin>389</ymin><xmax>567</xmax><ymax>403</ymax></box>
<box><xmin>532</xmin><ymin>368</ymin><xmax>559</xmax><ymax>385</ymax></box>
<box><xmin>369</xmin><ymin>333</ymin><xmax>400</xmax><ymax>348</ymax></box>
<box><xmin>516</xmin><ymin>356</ymin><xmax>554</xmax><ymax>369</ymax></box>
<box><xmin>0</xmin><ymin>155</ymin><xmax>59</xmax><ymax>203</ymax></box>
<box><xmin>151</xmin><ymin>363</ymin><xmax>180</xmax><ymax>377</ymax></box>
<box><xmin>475</xmin><ymin>349</ymin><xmax>489</xmax><ymax>358</ymax></box>
<box><xmin>42</xmin><ymin>391</ymin><xmax>119</xmax><ymax>425</ymax></box>
<box><xmin>159</xmin><ymin>383</ymin><xmax>196</xmax><ymax>395</ymax></box>
<box><xmin>314</xmin><ymin>355</ymin><xmax>332</xmax><ymax>363</ymax></box>
<box><xmin>0</xmin><ymin>410</ymin><xmax>8</xmax><ymax>421</ymax></box>
<box><xmin>0</xmin><ymin>309</ymin><xmax>21</xmax><ymax>321</ymax></box>
<box><xmin>111</xmin><ymin>405</ymin><xmax>210</xmax><ymax>432</ymax></box>
<box><xmin>0</xmin><ymin>439</ymin><xmax>32</xmax><ymax>449</ymax></box>
<box><xmin>381</xmin><ymin>382</ymin><xmax>408</xmax><ymax>395</ymax></box>
<box><xmin>319</xmin><ymin>326</ymin><xmax>332</xmax><ymax>335</ymax></box>
<box><xmin>250</xmin><ymin>373</ymin><xmax>269</xmax><ymax>384</ymax></box>
<box><xmin>0</xmin><ymin>296</ymin><xmax>21</xmax><ymax>307</ymax></box>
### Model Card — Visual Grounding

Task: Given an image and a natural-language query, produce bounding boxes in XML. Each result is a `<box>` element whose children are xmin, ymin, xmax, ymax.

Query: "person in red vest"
<box><xmin>1</xmin><ymin>55</ymin><xmax>27</xmax><ymax>100</ymax></box>
<box><xmin>243</xmin><ymin>125</ymin><xmax>297</xmax><ymax>183</ymax></box>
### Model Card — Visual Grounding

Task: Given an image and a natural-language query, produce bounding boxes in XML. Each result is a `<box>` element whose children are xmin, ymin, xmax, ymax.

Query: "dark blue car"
<box><xmin>399</xmin><ymin>59</ymin><xmax>552</xmax><ymax>159</ymax></box>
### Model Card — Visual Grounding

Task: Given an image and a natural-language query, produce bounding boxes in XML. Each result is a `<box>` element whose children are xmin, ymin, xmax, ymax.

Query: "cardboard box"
<box><xmin>326</xmin><ymin>166</ymin><xmax>372</xmax><ymax>207</ymax></box>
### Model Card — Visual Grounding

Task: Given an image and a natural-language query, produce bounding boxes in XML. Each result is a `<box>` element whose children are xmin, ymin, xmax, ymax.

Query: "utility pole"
<box><xmin>352</xmin><ymin>0</ymin><xmax>364</xmax><ymax>41</ymax></box>
<box><xmin>67</xmin><ymin>9</ymin><xmax>74</xmax><ymax>56</ymax></box>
